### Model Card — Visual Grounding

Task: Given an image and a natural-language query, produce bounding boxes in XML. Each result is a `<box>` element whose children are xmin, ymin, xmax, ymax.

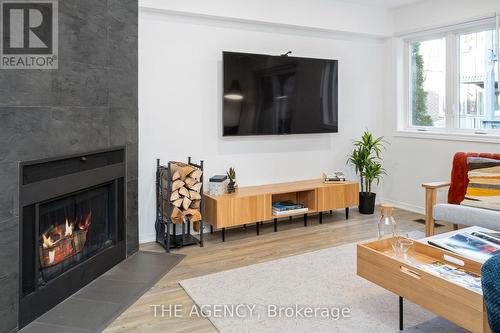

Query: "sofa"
<box><xmin>422</xmin><ymin>152</ymin><xmax>500</xmax><ymax>236</ymax></box>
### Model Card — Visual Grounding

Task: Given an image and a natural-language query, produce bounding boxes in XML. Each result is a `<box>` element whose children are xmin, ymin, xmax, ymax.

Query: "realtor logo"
<box><xmin>0</xmin><ymin>0</ymin><xmax>58</xmax><ymax>69</ymax></box>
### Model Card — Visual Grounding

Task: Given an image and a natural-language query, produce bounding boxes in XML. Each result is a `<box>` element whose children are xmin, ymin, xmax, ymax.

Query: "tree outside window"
<box><xmin>410</xmin><ymin>38</ymin><xmax>446</xmax><ymax>128</ymax></box>
<box><xmin>411</xmin><ymin>42</ymin><xmax>433</xmax><ymax>126</ymax></box>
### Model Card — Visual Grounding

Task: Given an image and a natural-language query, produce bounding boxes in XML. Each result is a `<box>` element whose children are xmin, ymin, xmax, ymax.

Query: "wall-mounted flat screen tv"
<box><xmin>223</xmin><ymin>51</ymin><xmax>338</xmax><ymax>136</ymax></box>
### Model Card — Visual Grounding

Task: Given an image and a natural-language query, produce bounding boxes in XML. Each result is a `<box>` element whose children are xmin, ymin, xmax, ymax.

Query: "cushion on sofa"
<box><xmin>433</xmin><ymin>204</ymin><xmax>500</xmax><ymax>230</ymax></box>
<box><xmin>461</xmin><ymin>157</ymin><xmax>500</xmax><ymax>211</ymax></box>
<box><xmin>448</xmin><ymin>153</ymin><xmax>500</xmax><ymax>204</ymax></box>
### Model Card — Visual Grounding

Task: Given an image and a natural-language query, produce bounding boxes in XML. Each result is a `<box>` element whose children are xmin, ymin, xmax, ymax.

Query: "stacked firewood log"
<box><xmin>162</xmin><ymin>162</ymin><xmax>203</xmax><ymax>230</ymax></box>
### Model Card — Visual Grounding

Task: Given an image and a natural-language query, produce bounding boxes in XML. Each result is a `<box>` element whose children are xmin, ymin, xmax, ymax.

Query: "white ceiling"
<box><xmin>340</xmin><ymin>0</ymin><xmax>425</xmax><ymax>9</ymax></box>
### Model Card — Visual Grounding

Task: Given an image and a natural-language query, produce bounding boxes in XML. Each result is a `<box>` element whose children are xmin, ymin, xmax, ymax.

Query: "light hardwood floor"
<box><xmin>104</xmin><ymin>208</ymin><xmax>451</xmax><ymax>333</ymax></box>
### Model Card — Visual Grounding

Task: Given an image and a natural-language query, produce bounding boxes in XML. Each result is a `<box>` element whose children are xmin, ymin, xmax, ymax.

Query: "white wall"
<box><xmin>138</xmin><ymin>8</ymin><xmax>385</xmax><ymax>242</ymax></box>
<box><xmin>381</xmin><ymin>1</ymin><xmax>500</xmax><ymax>213</ymax></box>
<box><xmin>138</xmin><ymin>0</ymin><xmax>500</xmax><ymax>243</ymax></box>
<box><xmin>393</xmin><ymin>0</ymin><xmax>500</xmax><ymax>35</ymax></box>
<box><xmin>140</xmin><ymin>0</ymin><xmax>394</xmax><ymax>37</ymax></box>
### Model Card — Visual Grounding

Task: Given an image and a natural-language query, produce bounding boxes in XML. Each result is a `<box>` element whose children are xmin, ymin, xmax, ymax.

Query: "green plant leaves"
<box><xmin>346</xmin><ymin>130</ymin><xmax>386</xmax><ymax>194</ymax></box>
<box><xmin>227</xmin><ymin>167</ymin><xmax>236</xmax><ymax>182</ymax></box>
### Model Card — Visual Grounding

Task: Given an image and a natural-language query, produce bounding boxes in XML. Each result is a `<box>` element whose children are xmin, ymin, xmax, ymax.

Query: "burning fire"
<box><xmin>42</xmin><ymin>219</ymin><xmax>74</xmax><ymax>249</ymax></box>
<box><xmin>40</xmin><ymin>212</ymin><xmax>92</xmax><ymax>267</ymax></box>
<box><xmin>65</xmin><ymin>219</ymin><xmax>73</xmax><ymax>236</ymax></box>
<box><xmin>42</xmin><ymin>234</ymin><xmax>55</xmax><ymax>249</ymax></box>
<box><xmin>41</xmin><ymin>212</ymin><xmax>92</xmax><ymax>249</ymax></box>
<box><xmin>80</xmin><ymin>212</ymin><xmax>92</xmax><ymax>230</ymax></box>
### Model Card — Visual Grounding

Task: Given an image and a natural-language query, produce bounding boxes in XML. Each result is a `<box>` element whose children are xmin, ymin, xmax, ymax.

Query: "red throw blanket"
<box><xmin>449</xmin><ymin>152</ymin><xmax>500</xmax><ymax>204</ymax></box>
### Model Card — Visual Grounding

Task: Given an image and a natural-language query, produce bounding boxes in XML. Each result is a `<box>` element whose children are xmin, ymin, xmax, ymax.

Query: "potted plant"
<box><xmin>226</xmin><ymin>167</ymin><xmax>237</xmax><ymax>193</ymax></box>
<box><xmin>347</xmin><ymin>131</ymin><xmax>386</xmax><ymax>214</ymax></box>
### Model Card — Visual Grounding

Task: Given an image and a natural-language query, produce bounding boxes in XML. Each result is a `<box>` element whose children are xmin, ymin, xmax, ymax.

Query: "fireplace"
<box><xmin>19</xmin><ymin>148</ymin><xmax>126</xmax><ymax>328</ymax></box>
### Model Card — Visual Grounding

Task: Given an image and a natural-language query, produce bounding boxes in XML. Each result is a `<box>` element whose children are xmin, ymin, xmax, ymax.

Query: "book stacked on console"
<box><xmin>323</xmin><ymin>172</ymin><xmax>346</xmax><ymax>183</ymax></box>
<box><xmin>272</xmin><ymin>201</ymin><xmax>308</xmax><ymax>215</ymax></box>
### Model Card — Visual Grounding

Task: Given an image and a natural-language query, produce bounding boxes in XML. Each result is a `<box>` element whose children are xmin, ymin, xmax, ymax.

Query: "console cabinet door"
<box><xmin>317</xmin><ymin>184</ymin><xmax>359</xmax><ymax>211</ymax></box>
<box><xmin>205</xmin><ymin>194</ymin><xmax>271</xmax><ymax>228</ymax></box>
<box><xmin>345</xmin><ymin>183</ymin><xmax>359</xmax><ymax>207</ymax></box>
<box><xmin>230</xmin><ymin>195</ymin><xmax>270</xmax><ymax>226</ymax></box>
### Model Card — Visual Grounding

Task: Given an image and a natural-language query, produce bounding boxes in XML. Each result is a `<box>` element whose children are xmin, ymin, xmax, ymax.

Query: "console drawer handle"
<box><xmin>400</xmin><ymin>266</ymin><xmax>421</xmax><ymax>279</ymax></box>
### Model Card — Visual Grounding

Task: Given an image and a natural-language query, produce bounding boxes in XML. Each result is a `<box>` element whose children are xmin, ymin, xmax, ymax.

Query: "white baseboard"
<box><xmin>139</xmin><ymin>233</ymin><xmax>156</xmax><ymax>244</ymax></box>
<box><xmin>379</xmin><ymin>198</ymin><xmax>425</xmax><ymax>215</ymax></box>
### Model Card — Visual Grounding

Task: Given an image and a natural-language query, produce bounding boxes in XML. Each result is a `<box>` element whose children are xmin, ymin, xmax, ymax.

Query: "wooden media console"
<box><xmin>203</xmin><ymin>179</ymin><xmax>359</xmax><ymax>241</ymax></box>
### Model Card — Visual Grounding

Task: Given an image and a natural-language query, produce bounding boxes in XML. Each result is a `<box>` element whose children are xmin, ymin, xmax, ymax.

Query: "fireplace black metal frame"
<box><xmin>18</xmin><ymin>147</ymin><xmax>127</xmax><ymax>328</ymax></box>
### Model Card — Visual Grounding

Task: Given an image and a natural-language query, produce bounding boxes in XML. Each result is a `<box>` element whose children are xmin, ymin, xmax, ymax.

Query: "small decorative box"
<box><xmin>209</xmin><ymin>175</ymin><xmax>228</xmax><ymax>196</ymax></box>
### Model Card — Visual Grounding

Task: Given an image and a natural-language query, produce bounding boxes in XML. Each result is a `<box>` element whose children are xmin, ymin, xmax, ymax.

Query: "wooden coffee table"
<box><xmin>357</xmin><ymin>227</ymin><xmax>493</xmax><ymax>333</ymax></box>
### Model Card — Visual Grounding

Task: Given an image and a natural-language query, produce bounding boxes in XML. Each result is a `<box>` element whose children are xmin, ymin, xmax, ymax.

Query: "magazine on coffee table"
<box><xmin>418</xmin><ymin>261</ymin><xmax>482</xmax><ymax>294</ymax></box>
<box><xmin>470</xmin><ymin>231</ymin><xmax>500</xmax><ymax>246</ymax></box>
<box><xmin>428</xmin><ymin>231</ymin><xmax>500</xmax><ymax>263</ymax></box>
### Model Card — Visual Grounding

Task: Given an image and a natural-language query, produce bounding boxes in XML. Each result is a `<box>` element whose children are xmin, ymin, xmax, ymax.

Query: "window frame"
<box><xmin>400</xmin><ymin>17</ymin><xmax>500</xmax><ymax>139</ymax></box>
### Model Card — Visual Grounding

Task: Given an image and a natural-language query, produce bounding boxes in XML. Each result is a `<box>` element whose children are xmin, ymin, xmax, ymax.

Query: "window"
<box><xmin>410</xmin><ymin>38</ymin><xmax>446</xmax><ymax>128</ymax></box>
<box><xmin>459</xmin><ymin>29</ymin><xmax>499</xmax><ymax>130</ymax></box>
<box><xmin>403</xmin><ymin>17</ymin><xmax>500</xmax><ymax>135</ymax></box>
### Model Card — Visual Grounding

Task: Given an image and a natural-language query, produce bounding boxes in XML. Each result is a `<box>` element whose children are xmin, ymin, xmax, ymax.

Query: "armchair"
<box><xmin>422</xmin><ymin>152</ymin><xmax>500</xmax><ymax>236</ymax></box>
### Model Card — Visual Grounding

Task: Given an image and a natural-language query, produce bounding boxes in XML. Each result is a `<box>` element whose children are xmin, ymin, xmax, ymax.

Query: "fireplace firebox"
<box><xmin>19</xmin><ymin>148</ymin><xmax>126</xmax><ymax>328</ymax></box>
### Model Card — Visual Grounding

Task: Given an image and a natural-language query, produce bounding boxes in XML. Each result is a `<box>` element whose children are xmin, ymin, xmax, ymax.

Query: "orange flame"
<box><xmin>64</xmin><ymin>219</ymin><xmax>73</xmax><ymax>236</ymax></box>
<box><xmin>41</xmin><ymin>217</ymin><xmax>78</xmax><ymax>249</ymax></box>
<box><xmin>42</xmin><ymin>234</ymin><xmax>55</xmax><ymax>249</ymax></box>
<box><xmin>39</xmin><ymin>212</ymin><xmax>93</xmax><ymax>267</ymax></box>
<box><xmin>79</xmin><ymin>212</ymin><xmax>92</xmax><ymax>230</ymax></box>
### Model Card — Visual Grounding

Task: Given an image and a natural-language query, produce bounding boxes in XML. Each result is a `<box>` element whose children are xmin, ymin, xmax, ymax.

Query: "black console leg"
<box><xmin>304</xmin><ymin>214</ymin><xmax>308</xmax><ymax>227</ymax></box>
<box><xmin>274</xmin><ymin>218</ymin><xmax>277</xmax><ymax>232</ymax></box>
<box><xmin>210</xmin><ymin>225</ymin><xmax>213</xmax><ymax>234</ymax></box>
<box><xmin>243</xmin><ymin>224</ymin><xmax>246</xmax><ymax>230</ymax></box>
<box><xmin>399</xmin><ymin>296</ymin><xmax>403</xmax><ymax>331</ymax></box>
<box><xmin>222</xmin><ymin>228</ymin><xmax>225</xmax><ymax>242</ymax></box>
<box><xmin>289</xmin><ymin>216</ymin><xmax>292</xmax><ymax>221</ymax></box>
<box><xmin>319</xmin><ymin>212</ymin><xmax>323</xmax><ymax>224</ymax></box>
<box><xmin>256</xmin><ymin>222</ymin><xmax>260</xmax><ymax>235</ymax></box>
<box><xmin>330</xmin><ymin>210</ymin><xmax>333</xmax><ymax>214</ymax></box>
<box><xmin>345</xmin><ymin>207</ymin><xmax>349</xmax><ymax>220</ymax></box>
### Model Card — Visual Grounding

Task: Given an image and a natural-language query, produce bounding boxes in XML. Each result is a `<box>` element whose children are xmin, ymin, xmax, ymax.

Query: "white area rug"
<box><xmin>179</xmin><ymin>242</ymin><xmax>468</xmax><ymax>333</ymax></box>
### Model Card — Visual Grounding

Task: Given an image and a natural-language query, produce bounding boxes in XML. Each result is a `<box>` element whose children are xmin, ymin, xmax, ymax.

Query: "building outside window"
<box><xmin>459</xmin><ymin>29</ymin><xmax>499</xmax><ymax>129</ymax></box>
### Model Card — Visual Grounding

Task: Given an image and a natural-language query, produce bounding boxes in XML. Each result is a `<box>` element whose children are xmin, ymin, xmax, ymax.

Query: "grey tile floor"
<box><xmin>20</xmin><ymin>251</ymin><xmax>184</xmax><ymax>333</ymax></box>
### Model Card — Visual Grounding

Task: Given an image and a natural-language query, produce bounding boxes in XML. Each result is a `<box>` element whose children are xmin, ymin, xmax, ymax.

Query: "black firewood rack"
<box><xmin>155</xmin><ymin>157</ymin><xmax>204</xmax><ymax>252</ymax></box>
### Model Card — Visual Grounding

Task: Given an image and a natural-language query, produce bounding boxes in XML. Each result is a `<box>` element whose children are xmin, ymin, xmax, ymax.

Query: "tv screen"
<box><xmin>223</xmin><ymin>51</ymin><xmax>338</xmax><ymax>136</ymax></box>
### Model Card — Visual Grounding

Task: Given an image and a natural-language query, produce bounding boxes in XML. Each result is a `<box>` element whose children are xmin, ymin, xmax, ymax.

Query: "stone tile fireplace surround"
<box><xmin>0</xmin><ymin>1</ymin><xmax>138</xmax><ymax>332</ymax></box>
